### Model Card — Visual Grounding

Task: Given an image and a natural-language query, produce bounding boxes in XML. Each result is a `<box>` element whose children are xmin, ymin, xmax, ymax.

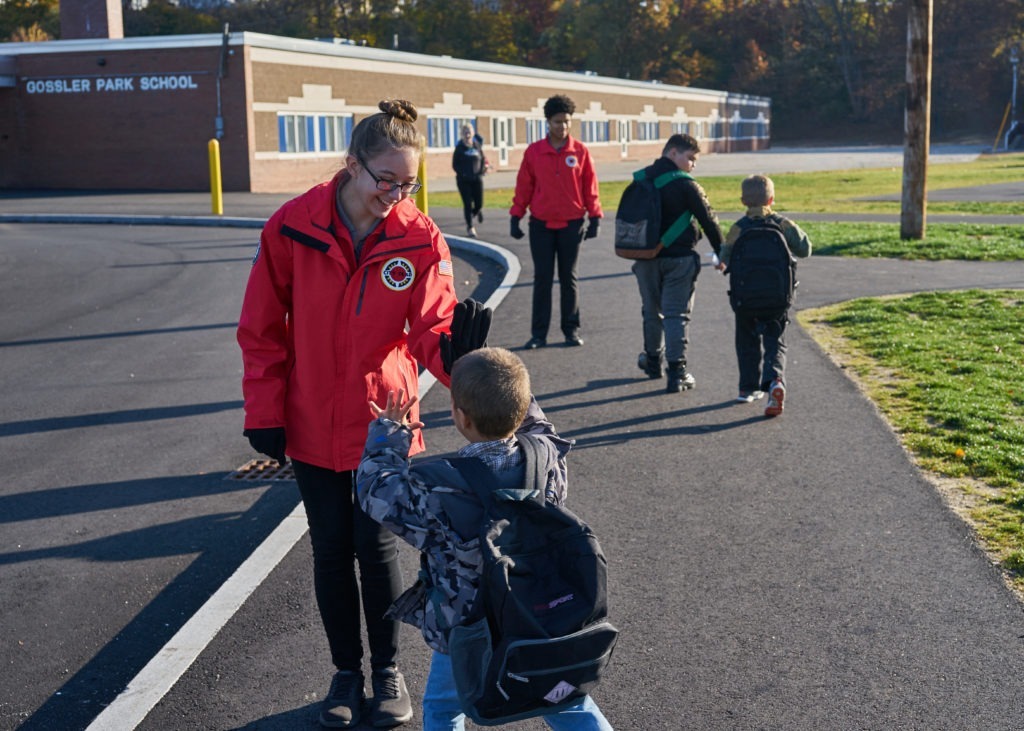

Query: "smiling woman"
<box><xmin>236</xmin><ymin>98</ymin><xmax>470</xmax><ymax>728</ymax></box>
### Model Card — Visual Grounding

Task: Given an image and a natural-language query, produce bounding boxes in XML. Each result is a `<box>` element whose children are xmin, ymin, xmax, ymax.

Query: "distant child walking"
<box><xmin>356</xmin><ymin>348</ymin><xmax>613</xmax><ymax>731</ymax></box>
<box><xmin>718</xmin><ymin>174</ymin><xmax>812</xmax><ymax>416</ymax></box>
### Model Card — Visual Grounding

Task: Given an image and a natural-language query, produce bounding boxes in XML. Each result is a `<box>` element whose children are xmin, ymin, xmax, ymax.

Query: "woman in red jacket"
<box><xmin>509</xmin><ymin>94</ymin><xmax>603</xmax><ymax>349</ymax></box>
<box><xmin>237</xmin><ymin>100</ymin><xmax>483</xmax><ymax>729</ymax></box>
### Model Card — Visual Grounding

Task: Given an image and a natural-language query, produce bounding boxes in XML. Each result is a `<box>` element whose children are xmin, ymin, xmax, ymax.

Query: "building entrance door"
<box><xmin>493</xmin><ymin>117</ymin><xmax>513</xmax><ymax>166</ymax></box>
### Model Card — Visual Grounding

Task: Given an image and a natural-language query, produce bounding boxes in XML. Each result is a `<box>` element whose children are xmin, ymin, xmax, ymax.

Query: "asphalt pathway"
<box><xmin>3</xmin><ymin>145</ymin><xmax>1024</xmax><ymax>730</ymax></box>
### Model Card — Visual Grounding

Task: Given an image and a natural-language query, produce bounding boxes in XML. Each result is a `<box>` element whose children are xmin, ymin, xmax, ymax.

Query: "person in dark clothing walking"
<box><xmin>452</xmin><ymin>124</ymin><xmax>488</xmax><ymax>237</ymax></box>
<box><xmin>630</xmin><ymin>133</ymin><xmax>723</xmax><ymax>393</ymax></box>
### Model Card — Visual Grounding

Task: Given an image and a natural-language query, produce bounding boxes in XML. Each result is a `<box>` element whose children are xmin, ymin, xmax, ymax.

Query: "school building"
<box><xmin>0</xmin><ymin>30</ymin><xmax>771</xmax><ymax>193</ymax></box>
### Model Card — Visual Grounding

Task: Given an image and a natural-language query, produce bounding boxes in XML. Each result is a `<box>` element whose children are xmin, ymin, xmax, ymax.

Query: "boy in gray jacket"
<box><xmin>356</xmin><ymin>347</ymin><xmax>612</xmax><ymax>730</ymax></box>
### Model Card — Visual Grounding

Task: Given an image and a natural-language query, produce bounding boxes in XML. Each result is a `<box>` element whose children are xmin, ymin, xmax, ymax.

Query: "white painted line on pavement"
<box><xmin>85</xmin><ymin>236</ymin><xmax>519</xmax><ymax>730</ymax></box>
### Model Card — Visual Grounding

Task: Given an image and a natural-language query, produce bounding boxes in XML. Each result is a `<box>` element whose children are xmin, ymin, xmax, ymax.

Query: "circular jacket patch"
<box><xmin>381</xmin><ymin>257</ymin><xmax>416</xmax><ymax>291</ymax></box>
<box><xmin>565</xmin><ymin>155</ymin><xmax>578</xmax><ymax>168</ymax></box>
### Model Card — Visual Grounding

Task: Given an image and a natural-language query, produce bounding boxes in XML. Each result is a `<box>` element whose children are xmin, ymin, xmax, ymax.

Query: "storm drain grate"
<box><xmin>226</xmin><ymin>458</ymin><xmax>295</xmax><ymax>482</ymax></box>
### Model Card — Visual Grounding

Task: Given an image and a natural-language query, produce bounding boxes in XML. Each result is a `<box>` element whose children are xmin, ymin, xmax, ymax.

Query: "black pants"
<box><xmin>734</xmin><ymin>309</ymin><xmax>789</xmax><ymax>392</ymax></box>
<box><xmin>456</xmin><ymin>176</ymin><xmax>483</xmax><ymax>228</ymax></box>
<box><xmin>528</xmin><ymin>218</ymin><xmax>585</xmax><ymax>339</ymax></box>
<box><xmin>292</xmin><ymin>460</ymin><xmax>402</xmax><ymax>673</ymax></box>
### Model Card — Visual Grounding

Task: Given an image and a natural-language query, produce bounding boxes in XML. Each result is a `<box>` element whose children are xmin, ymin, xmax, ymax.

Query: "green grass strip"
<box><xmin>799</xmin><ymin>290</ymin><xmax>1024</xmax><ymax>592</ymax></box>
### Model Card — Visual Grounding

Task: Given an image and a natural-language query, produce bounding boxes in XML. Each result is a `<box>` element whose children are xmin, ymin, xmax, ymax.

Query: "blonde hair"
<box><xmin>450</xmin><ymin>348</ymin><xmax>531</xmax><ymax>439</ymax></box>
<box><xmin>741</xmin><ymin>174</ymin><xmax>774</xmax><ymax>206</ymax></box>
<box><xmin>349</xmin><ymin>99</ymin><xmax>422</xmax><ymax>161</ymax></box>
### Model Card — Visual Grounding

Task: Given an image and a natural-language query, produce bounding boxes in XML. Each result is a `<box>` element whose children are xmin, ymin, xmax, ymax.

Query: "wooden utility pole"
<box><xmin>900</xmin><ymin>0</ymin><xmax>933</xmax><ymax>240</ymax></box>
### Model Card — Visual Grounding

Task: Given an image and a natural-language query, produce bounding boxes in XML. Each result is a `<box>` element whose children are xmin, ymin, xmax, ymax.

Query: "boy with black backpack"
<box><xmin>620</xmin><ymin>134</ymin><xmax>724</xmax><ymax>394</ymax></box>
<box><xmin>717</xmin><ymin>174</ymin><xmax>812</xmax><ymax>417</ymax></box>
<box><xmin>356</xmin><ymin>347</ymin><xmax>615</xmax><ymax>730</ymax></box>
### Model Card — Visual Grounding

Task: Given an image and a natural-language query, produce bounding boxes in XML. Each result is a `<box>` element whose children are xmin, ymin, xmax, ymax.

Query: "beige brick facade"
<box><xmin>0</xmin><ymin>32</ymin><xmax>770</xmax><ymax>193</ymax></box>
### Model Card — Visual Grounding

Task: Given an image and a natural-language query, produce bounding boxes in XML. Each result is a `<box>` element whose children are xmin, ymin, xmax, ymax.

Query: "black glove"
<box><xmin>440</xmin><ymin>297</ymin><xmax>493</xmax><ymax>375</ymax></box>
<box><xmin>510</xmin><ymin>216</ymin><xmax>525</xmax><ymax>240</ymax></box>
<box><xmin>584</xmin><ymin>217</ymin><xmax>601</xmax><ymax>240</ymax></box>
<box><xmin>243</xmin><ymin>426</ymin><xmax>286</xmax><ymax>464</ymax></box>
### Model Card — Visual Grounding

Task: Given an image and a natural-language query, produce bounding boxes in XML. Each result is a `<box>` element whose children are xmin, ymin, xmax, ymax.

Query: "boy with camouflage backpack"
<box><xmin>357</xmin><ymin>348</ymin><xmax>614</xmax><ymax>730</ymax></box>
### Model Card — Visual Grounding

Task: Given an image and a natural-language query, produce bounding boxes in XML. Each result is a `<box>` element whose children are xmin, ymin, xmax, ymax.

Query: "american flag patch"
<box><xmin>438</xmin><ymin>259</ymin><xmax>453</xmax><ymax>277</ymax></box>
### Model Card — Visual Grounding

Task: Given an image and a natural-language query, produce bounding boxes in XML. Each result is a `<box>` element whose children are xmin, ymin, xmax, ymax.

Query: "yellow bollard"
<box><xmin>208</xmin><ymin>138</ymin><xmax>224</xmax><ymax>216</ymax></box>
<box><xmin>415</xmin><ymin>146</ymin><xmax>428</xmax><ymax>214</ymax></box>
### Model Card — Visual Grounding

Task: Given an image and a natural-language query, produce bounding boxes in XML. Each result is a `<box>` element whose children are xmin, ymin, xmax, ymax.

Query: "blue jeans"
<box><xmin>423</xmin><ymin>651</ymin><xmax>614</xmax><ymax>731</ymax></box>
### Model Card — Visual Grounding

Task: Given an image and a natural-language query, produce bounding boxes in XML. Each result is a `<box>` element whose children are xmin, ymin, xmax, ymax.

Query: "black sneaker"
<box><xmin>666</xmin><ymin>362</ymin><xmax>696</xmax><ymax>393</ymax></box>
<box><xmin>564</xmin><ymin>333</ymin><xmax>584</xmax><ymax>346</ymax></box>
<box><xmin>369</xmin><ymin>667</ymin><xmax>413</xmax><ymax>727</ymax></box>
<box><xmin>524</xmin><ymin>336</ymin><xmax>547</xmax><ymax>349</ymax></box>
<box><xmin>476</xmin><ymin>210</ymin><xmax>484</xmax><ymax>223</ymax></box>
<box><xmin>320</xmin><ymin>670</ymin><xmax>364</xmax><ymax>728</ymax></box>
<box><xmin>637</xmin><ymin>351</ymin><xmax>663</xmax><ymax>379</ymax></box>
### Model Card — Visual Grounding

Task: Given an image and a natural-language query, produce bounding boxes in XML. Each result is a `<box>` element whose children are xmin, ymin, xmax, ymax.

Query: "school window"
<box><xmin>708</xmin><ymin>120</ymin><xmax>724</xmax><ymax>140</ymax></box>
<box><xmin>525</xmin><ymin>118</ymin><xmax>547</xmax><ymax>144</ymax></box>
<box><xmin>319</xmin><ymin>115</ymin><xmax>354</xmax><ymax>152</ymax></box>
<box><xmin>637</xmin><ymin>121</ymin><xmax>660</xmax><ymax>141</ymax></box>
<box><xmin>277</xmin><ymin>113</ymin><xmax>353</xmax><ymax>153</ymax></box>
<box><xmin>427</xmin><ymin>116</ymin><xmax>476</xmax><ymax>149</ymax></box>
<box><xmin>578</xmin><ymin>120</ymin><xmax>610</xmax><ymax>143</ymax></box>
<box><xmin>671</xmin><ymin>121</ymin><xmax>692</xmax><ymax>136</ymax></box>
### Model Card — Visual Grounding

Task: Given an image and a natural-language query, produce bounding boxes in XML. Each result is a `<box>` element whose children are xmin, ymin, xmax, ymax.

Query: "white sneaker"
<box><xmin>467</xmin><ymin>226</ymin><xmax>478</xmax><ymax>238</ymax></box>
<box><xmin>736</xmin><ymin>390</ymin><xmax>765</xmax><ymax>403</ymax></box>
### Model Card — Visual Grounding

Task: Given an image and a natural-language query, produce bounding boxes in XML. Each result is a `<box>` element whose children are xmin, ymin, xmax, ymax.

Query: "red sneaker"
<box><xmin>764</xmin><ymin>380</ymin><xmax>786</xmax><ymax>417</ymax></box>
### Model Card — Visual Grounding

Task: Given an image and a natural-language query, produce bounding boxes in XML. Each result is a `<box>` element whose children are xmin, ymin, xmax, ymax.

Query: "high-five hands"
<box><xmin>369</xmin><ymin>389</ymin><xmax>424</xmax><ymax>431</ymax></box>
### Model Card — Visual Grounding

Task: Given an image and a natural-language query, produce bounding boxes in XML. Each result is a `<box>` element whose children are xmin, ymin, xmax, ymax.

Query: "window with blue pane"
<box><xmin>278</xmin><ymin>113</ymin><xmax>353</xmax><ymax>153</ymax></box>
<box><xmin>579</xmin><ymin>120</ymin><xmax>609</xmax><ymax>143</ymax></box>
<box><xmin>526</xmin><ymin>119</ymin><xmax>547</xmax><ymax>144</ymax></box>
<box><xmin>427</xmin><ymin>117</ymin><xmax>476</xmax><ymax>149</ymax></box>
<box><xmin>637</xmin><ymin>121</ymin><xmax>659</xmax><ymax>141</ymax></box>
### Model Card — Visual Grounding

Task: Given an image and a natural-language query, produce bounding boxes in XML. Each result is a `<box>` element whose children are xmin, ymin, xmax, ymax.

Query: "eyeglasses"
<box><xmin>358</xmin><ymin>157</ymin><xmax>422</xmax><ymax>195</ymax></box>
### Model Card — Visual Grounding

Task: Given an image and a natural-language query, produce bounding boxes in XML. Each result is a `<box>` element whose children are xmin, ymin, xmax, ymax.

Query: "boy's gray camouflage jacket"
<box><xmin>355</xmin><ymin>398</ymin><xmax>571</xmax><ymax>653</ymax></box>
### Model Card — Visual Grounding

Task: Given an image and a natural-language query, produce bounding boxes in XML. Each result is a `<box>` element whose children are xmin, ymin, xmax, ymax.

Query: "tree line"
<box><xmin>4</xmin><ymin>0</ymin><xmax>1022</xmax><ymax>142</ymax></box>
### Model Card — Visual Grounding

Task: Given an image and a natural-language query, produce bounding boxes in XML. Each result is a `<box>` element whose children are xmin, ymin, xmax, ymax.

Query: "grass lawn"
<box><xmin>430</xmin><ymin>151</ymin><xmax>1024</xmax><ymax>218</ymax></box>
<box><xmin>798</xmin><ymin>291</ymin><xmax>1024</xmax><ymax>596</ymax></box>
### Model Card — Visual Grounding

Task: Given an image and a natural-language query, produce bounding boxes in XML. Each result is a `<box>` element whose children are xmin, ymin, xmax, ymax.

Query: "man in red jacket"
<box><xmin>510</xmin><ymin>94</ymin><xmax>603</xmax><ymax>350</ymax></box>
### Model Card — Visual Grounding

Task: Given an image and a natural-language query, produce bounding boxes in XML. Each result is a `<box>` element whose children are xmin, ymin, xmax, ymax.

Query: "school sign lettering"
<box><xmin>24</xmin><ymin>73</ymin><xmax>203</xmax><ymax>95</ymax></box>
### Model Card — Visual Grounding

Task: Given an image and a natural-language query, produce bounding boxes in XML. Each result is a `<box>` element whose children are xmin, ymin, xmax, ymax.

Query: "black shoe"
<box><xmin>524</xmin><ymin>336</ymin><xmax>547</xmax><ymax>349</ymax></box>
<box><xmin>320</xmin><ymin>670</ymin><xmax>364</xmax><ymax>728</ymax></box>
<box><xmin>666</xmin><ymin>361</ymin><xmax>696</xmax><ymax>393</ymax></box>
<box><xmin>637</xmin><ymin>351</ymin><xmax>663</xmax><ymax>379</ymax></box>
<box><xmin>476</xmin><ymin>210</ymin><xmax>484</xmax><ymax>223</ymax></box>
<box><xmin>369</xmin><ymin>667</ymin><xmax>413</xmax><ymax>727</ymax></box>
<box><xmin>565</xmin><ymin>333</ymin><xmax>584</xmax><ymax>346</ymax></box>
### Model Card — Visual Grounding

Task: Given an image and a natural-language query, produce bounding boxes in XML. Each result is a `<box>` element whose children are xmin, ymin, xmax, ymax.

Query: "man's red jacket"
<box><xmin>237</xmin><ymin>173</ymin><xmax>457</xmax><ymax>472</ymax></box>
<box><xmin>509</xmin><ymin>135</ymin><xmax>603</xmax><ymax>228</ymax></box>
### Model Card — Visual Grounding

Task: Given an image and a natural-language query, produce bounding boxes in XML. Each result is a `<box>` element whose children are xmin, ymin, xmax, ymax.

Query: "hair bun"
<box><xmin>379</xmin><ymin>99</ymin><xmax>418</xmax><ymax>123</ymax></box>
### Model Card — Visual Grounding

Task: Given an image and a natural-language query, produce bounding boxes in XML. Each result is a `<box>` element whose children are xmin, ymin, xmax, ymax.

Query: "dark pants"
<box><xmin>631</xmin><ymin>251</ymin><xmax>700</xmax><ymax>364</ymax></box>
<box><xmin>292</xmin><ymin>460</ymin><xmax>402</xmax><ymax>673</ymax></box>
<box><xmin>456</xmin><ymin>176</ymin><xmax>483</xmax><ymax>228</ymax></box>
<box><xmin>734</xmin><ymin>309</ymin><xmax>789</xmax><ymax>393</ymax></box>
<box><xmin>528</xmin><ymin>217</ymin><xmax>585</xmax><ymax>340</ymax></box>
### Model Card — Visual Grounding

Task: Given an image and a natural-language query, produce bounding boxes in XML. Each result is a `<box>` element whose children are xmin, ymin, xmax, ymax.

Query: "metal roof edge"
<box><xmin>0</xmin><ymin>31</ymin><xmax>770</xmax><ymax>105</ymax></box>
